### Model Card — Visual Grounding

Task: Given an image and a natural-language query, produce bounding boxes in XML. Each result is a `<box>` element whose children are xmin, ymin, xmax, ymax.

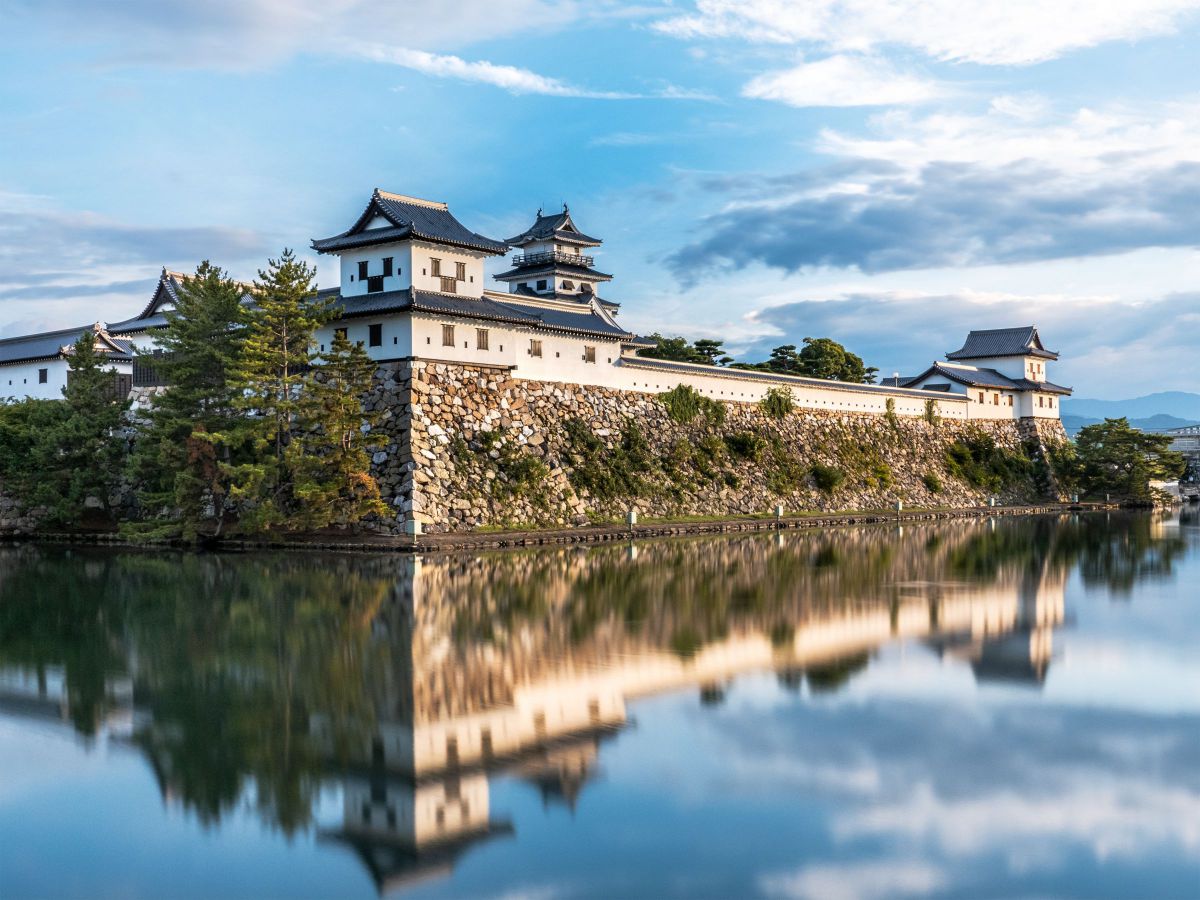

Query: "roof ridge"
<box><xmin>375</xmin><ymin>189</ymin><xmax>447</xmax><ymax>210</ymax></box>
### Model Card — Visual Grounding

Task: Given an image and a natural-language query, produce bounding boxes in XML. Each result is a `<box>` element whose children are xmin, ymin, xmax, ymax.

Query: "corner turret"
<box><xmin>494</xmin><ymin>204</ymin><xmax>612</xmax><ymax>301</ymax></box>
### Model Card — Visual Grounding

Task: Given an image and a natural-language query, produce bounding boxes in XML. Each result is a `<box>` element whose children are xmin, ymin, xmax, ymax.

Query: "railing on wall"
<box><xmin>511</xmin><ymin>250</ymin><xmax>594</xmax><ymax>268</ymax></box>
<box><xmin>132</xmin><ymin>354</ymin><xmax>172</xmax><ymax>388</ymax></box>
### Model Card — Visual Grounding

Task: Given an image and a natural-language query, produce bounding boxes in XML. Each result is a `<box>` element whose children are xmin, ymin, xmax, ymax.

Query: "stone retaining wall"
<box><xmin>373</xmin><ymin>361</ymin><xmax>1070</xmax><ymax>535</ymax></box>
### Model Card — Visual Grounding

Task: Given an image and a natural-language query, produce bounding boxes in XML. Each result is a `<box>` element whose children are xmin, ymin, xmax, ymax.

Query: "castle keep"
<box><xmin>0</xmin><ymin>190</ymin><xmax>1071</xmax><ymax>533</ymax></box>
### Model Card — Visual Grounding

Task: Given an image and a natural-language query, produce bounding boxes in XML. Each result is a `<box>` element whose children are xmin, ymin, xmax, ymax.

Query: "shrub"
<box><xmin>811</xmin><ymin>463</ymin><xmax>845</xmax><ymax>493</ymax></box>
<box><xmin>924</xmin><ymin>398</ymin><xmax>940</xmax><ymax>425</ymax></box>
<box><xmin>923</xmin><ymin>471</ymin><xmax>943</xmax><ymax>494</ymax></box>
<box><xmin>724</xmin><ymin>430</ymin><xmax>766</xmax><ymax>460</ymax></box>
<box><xmin>943</xmin><ymin>432</ymin><xmax>1033</xmax><ymax>493</ymax></box>
<box><xmin>659</xmin><ymin>384</ymin><xmax>726</xmax><ymax>426</ymax></box>
<box><xmin>563</xmin><ymin>417</ymin><xmax>655</xmax><ymax>500</ymax></box>
<box><xmin>868</xmin><ymin>461</ymin><xmax>893</xmax><ymax>489</ymax></box>
<box><xmin>760</xmin><ymin>386</ymin><xmax>795</xmax><ymax>418</ymax></box>
<box><xmin>884</xmin><ymin>397</ymin><xmax>898</xmax><ymax>427</ymax></box>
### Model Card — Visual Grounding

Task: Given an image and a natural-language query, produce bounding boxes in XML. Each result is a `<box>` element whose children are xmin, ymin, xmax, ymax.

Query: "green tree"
<box><xmin>220</xmin><ymin>249</ymin><xmax>336</xmax><ymax>531</ymax></box>
<box><xmin>6</xmin><ymin>335</ymin><xmax>129</xmax><ymax>526</ymax></box>
<box><xmin>637</xmin><ymin>333</ymin><xmax>731</xmax><ymax>365</ymax></box>
<box><xmin>129</xmin><ymin>262</ymin><xmax>248</xmax><ymax>539</ymax></box>
<box><xmin>734</xmin><ymin>338</ymin><xmax>877</xmax><ymax>383</ymax></box>
<box><xmin>1071</xmin><ymin>417</ymin><xmax>1185</xmax><ymax>501</ymax></box>
<box><xmin>289</xmin><ymin>332</ymin><xmax>388</xmax><ymax>529</ymax></box>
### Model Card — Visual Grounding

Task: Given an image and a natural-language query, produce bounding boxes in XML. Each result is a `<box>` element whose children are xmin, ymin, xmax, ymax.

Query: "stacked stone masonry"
<box><xmin>369</xmin><ymin>361</ymin><xmax>1069</xmax><ymax>535</ymax></box>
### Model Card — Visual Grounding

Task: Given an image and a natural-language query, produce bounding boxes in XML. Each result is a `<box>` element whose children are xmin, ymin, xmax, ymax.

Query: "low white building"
<box><xmin>5</xmin><ymin>188</ymin><xmax>1070</xmax><ymax>423</ymax></box>
<box><xmin>895</xmin><ymin>327</ymin><xmax>1072</xmax><ymax>419</ymax></box>
<box><xmin>0</xmin><ymin>323</ymin><xmax>133</xmax><ymax>402</ymax></box>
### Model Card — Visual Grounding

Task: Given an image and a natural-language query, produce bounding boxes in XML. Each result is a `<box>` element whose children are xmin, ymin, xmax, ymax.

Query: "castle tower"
<box><xmin>494</xmin><ymin>204</ymin><xmax>612</xmax><ymax>301</ymax></box>
<box><xmin>311</xmin><ymin>189</ymin><xmax>508</xmax><ymax>300</ymax></box>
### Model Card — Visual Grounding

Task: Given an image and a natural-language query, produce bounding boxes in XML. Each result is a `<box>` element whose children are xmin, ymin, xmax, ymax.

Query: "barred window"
<box><xmin>456</xmin><ymin>261</ymin><xmax>466</xmax><ymax>281</ymax></box>
<box><xmin>430</xmin><ymin>258</ymin><xmax>441</xmax><ymax>277</ymax></box>
<box><xmin>476</xmin><ymin>328</ymin><xmax>489</xmax><ymax>351</ymax></box>
<box><xmin>530</xmin><ymin>339</ymin><xmax>542</xmax><ymax>358</ymax></box>
<box><xmin>442</xmin><ymin>324</ymin><xmax>455</xmax><ymax>347</ymax></box>
<box><xmin>583</xmin><ymin>346</ymin><xmax>596</xmax><ymax>364</ymax></box>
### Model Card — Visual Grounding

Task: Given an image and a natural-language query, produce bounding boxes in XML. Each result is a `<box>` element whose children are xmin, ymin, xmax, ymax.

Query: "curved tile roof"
<box><xmin>946</xmin><ymin>326</ymin><xmax>1058</xmax><ymax>360</ymax></box>
<box><xmin>312</xmin><ymin>190</ymin><xmax>508</xmax><ymax>255</ymax></box>
<box><xmin>505</xmin><ymin>207</ymin><xmax>602</xmax><ymax>247</ymax></box>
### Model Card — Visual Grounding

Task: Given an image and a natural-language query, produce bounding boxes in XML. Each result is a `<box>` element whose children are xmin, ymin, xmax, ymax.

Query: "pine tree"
<box><xmin>221</xmin><ymin>249</ymin><xmax>335</xmax><ymax>531</ymax></box>
<box><xmin>30</xmin><ymin>333</ymin><xmax>129</xmax><ymax>525</ymax></box>
<box><xmin>288</xmin><ymin>332</ymin><xmax>388</xmax><ymax>529</ymax></box>
<box><xmin>128</xmin><ymin>262</ymin><xmax>248</xmax><ymax>539</ymax></box>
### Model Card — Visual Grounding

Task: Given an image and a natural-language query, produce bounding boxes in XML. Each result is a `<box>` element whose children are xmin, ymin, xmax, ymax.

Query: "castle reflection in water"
<box><xmin>0</xmin><ymin>511</ymin><xmax>1190</xmax><ymax>895</ymax></box>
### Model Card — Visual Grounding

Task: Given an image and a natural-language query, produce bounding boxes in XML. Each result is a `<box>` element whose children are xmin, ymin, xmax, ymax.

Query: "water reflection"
<box><xmin>0</xmin><ymin>511</ymin><xmax>1195</xmax><ymax>897</ymax></box>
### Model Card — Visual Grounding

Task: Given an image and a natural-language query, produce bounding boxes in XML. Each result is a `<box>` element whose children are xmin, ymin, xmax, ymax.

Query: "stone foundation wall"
<box><xmin>377</xmin><ymin>361</ymin><xmax>1067</xmax><ymax>535</ymax></box>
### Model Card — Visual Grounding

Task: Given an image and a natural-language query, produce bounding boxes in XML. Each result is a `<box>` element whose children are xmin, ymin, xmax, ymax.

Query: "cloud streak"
<box><xmin>654</xmin><ymin>0</ymin><xmax>1200</xmax><ymax>66</ymax></box>
<box><xmin>743</xmin><ymin>54</ymin><xmax>945</xmax><ymax>108</ymax></box>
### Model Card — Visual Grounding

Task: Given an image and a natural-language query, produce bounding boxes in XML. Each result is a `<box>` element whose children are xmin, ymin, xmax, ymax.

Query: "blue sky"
<box><xmin>3</xmin><ymin>0</ymin><xmax>1200</xmax><ymax>398</ymax></box>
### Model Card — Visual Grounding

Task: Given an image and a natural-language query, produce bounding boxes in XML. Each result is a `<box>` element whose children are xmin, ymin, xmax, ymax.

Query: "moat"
<box><xmin>1</xmin><ymin>511</ymin><xmax>1198</xmax><ymax>898</ymax></box>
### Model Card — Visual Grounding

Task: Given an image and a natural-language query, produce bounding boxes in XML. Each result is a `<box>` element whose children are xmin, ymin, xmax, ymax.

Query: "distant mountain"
<box><xmin>1062</xmin><ymin>413</ymin><xmax>1200</xmax><ymax>437</ymax></box>
<box><xmin>1062</xmin><ymin>391</ymin><xmax>1200</xmax><ymax>421</ymax></box>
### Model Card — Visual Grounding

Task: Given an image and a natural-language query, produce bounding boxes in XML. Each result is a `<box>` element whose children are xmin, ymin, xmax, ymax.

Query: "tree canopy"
<box><xmin>637</xmin><ymin>333</ymin><xmax>733</xmax><ymax>366</ymax></box>
<box><xmin>732</xmin><ymin>338</ymin><xmax>878</xmax><ymax>383</ymax></box>
<box><xmin>1060</xmin><ymin>417</ymin><xmax>1185</xmax><ymax>501</ymax></box>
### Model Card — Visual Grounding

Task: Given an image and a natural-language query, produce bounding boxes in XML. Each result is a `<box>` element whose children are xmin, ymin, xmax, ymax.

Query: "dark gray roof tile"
<box><xmin>946</xmin><ymin>326</ymin><xmax>1058</xmax><ymax>360</ymax></box>
<box><xmin>313</xmin><ymin>190</ymin><xmax>508</xmax><ymax>255</ymax></box>
<box><xmin>505</xmin><ymin>207</ymin><xmax>602</xmax><ymax>246</ymax></box>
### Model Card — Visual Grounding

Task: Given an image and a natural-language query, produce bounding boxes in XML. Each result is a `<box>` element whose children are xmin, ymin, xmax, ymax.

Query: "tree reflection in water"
<box><xmin>0</xmin><ymin>511</ymin><xmax>1189</xmax><ymax>861</ymax></box>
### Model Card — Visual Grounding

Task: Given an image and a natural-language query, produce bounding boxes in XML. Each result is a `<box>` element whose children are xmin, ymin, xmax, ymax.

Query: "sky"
<box><xmin>2</xmin><ymin>0</ymin><xmax>1200</xmax><ymax>399</ymax></box>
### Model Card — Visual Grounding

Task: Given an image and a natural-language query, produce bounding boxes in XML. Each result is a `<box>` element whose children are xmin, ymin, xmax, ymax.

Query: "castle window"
<box><xmin>1049</xmin><ymin>397</ymin><xmax>1054</xmax><ymax>408</ymax></box>
<box><xmin>537</xmin><ymin>279</ymin><xmax>547</xmax><ymax>291</ymax></box>
<box><xmin>369</xmin><ymin>323</ymin><xmax>383</xmax><ymax>347</ymax></box>
<box><xmin>382</xmin><ymin>256</ymin><xmax>393</xmax><ymax>277</ymax></box>
<box><xmin>530</xmin><ymin>339</ymin><xmax>542</xmax><ymax>357</ymax></box>
<box><xmin>367</xmin><ymin>275</ymin><xmax>383</xmax><ymax>293</ymax></box>
<box><xmin>476</xmin><ymin>328</ymin><xmax>489</xmax><ymax>351</ymax></box>
<box><xmin>455</xmin><ymin>261</ymin><xmax>466</xmax><ymax>281</ymax></box>
<box><xmin>357</xmin><ymin>260</ymin><xmax>369</xmax><ymax>281</ymax></box>
<box><xmin>581</xmin><ymin>282</ymin><xmax>593</xmax><ymax>294</ymax></box>
<box><xmin>430</xmin><ymin>258</ymin><xmax>441</xmax><ymax>277</ymax></box>
<box><xmin>441</xmin><ymin>276</ymin><xmax>457</xmax><ymax>294</ymax></box>
<box><xmin>1008</xmin><ymin>395</ymin><xmax>1014</xmax><ymax>406</ymax></box>
<box><xmin>978</xmin><ymin>391</ymin><xmax>984</xmax><ymax>403</ymax></box>
<box><xmin>562</xmin><ymin>280</ymin><xmax>575</xmax><ymax>290</ymax></box>
<box><xmin>583</xmin><ymin>346</ymin><xmax>596</xmax><ymax>364</ymax></box>
<box><xmin>993</xmin><ymin>393</ymin><xmax>999</xmax><ymax>405</ymax></box>
<box><xmin>1038</xmin><ymin>396</ymin><xmax>1044</xmax><ymax>407</ymax></box>
<box><xmin>38</xmin><ymin>368</ymin><xmax>47</xmax><ymax>384</ymax></box>
<box><xmin>442</xmin><ymin>324</ymin><xmax>455</xmax><ymax>347</ymax></box>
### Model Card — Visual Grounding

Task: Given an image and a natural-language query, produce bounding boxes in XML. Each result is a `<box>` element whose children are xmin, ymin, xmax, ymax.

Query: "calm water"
<box><xmin>1</xmin><ymin>512</ymin><xmax>1198</xmax><ymax>899</ymax></box>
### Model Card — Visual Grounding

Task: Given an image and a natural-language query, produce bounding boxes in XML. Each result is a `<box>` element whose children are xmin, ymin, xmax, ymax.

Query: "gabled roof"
<box><xmin>946</xmin><ymin>326</ymin><xmax>1058</xmax><ymax>361</ymax></box>
<box><xmin>134</xmin><ymin>268</ymin><xmax>186</xmax><ymax>320</ymax></box>
<box><xmin>505</xmin><ymin>205</ymin><xmax>602</xmax><ymax>247</ymax></box>
<box><xmin>312</xmin><ymin>189</ymin><xmax>508</xmax><ymax>255</ymax></box>
<box><xmin>111</xmin><ymin>268</ymin><xmax>254</xmax><ymax>335</ymax></box>
<box><xmin>0</xmin><ymin>323</ymin><xmax>132</xmax><ymax>366</ymax></box>
<box><xmin>907</xmin><ymin>362</ymin><xmax>1072</xmax><ymax>395</ymax></box>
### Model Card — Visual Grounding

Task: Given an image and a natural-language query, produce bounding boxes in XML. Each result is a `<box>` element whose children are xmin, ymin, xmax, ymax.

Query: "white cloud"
<box><xmin>835</xmin><ymin>780</ymin><xmax>1200</xmax><ymax>862</ymax></box>
<box><xmin>816</xmin><ymin>100</ymin><xmax>1200</xmax><ymax>176</ymax></box>
<box><xmin>11</xmin><ymin>0</ymin><xmax>582</xmax><ymax>69</ymax></box>
<box><xmin>357</xmin><ymin>45</ymin><xmax>633</xmax><ymax>98</ymax></box>
<box><xmin>654</xmin><ymin>0</ymin><xmax>1200</xmax><ymax>66</ymax></box>
<box><xmin>743</xmin><ymin>54</ymin><xmax>945</xmax><ymax>108</ymax></box>
<box><xmin>759</xmin><ymin>859</ymin><xmax>947</xmax><ymax>900</ymax></box>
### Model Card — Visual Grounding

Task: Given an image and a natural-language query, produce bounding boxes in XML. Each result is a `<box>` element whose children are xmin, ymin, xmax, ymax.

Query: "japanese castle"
<box><xmin>0</xmin><ymin>188</ymin><xmax>1069</xmax><ymax>421</ymax></box>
